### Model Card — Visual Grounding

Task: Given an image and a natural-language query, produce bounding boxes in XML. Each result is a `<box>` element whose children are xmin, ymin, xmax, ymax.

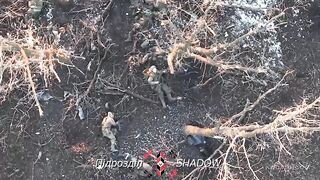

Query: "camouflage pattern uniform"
<box><xmin>101</xmin><ymin>112</ymin><xmax>118</xmax><ymax>152</ymax></box>
<box><xmin>146</xmin><ymin>65</ymin><xmax>179</xmax><ymax>108</ymax></box>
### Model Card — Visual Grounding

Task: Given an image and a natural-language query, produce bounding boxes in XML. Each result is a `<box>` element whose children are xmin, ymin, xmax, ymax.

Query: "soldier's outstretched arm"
<box><xmin>105</xmin><ymin>115</ymin><xmax>117</xmax><ymax>127</ymax></box>
<box><xmin>148</xmin><ymin>76</ymin><xmax>160</xmax><ymax>85</ymax></box>
<box><xmin>159</xmin><ymin>69</ymin><xmax>168</xmax><ymax>75</ymax></box>
<box><xmin>110</xmin><ymin>118</ymin><xmax>117</xmax><ymax>126</ymax></box>
<box><xmin>111</xmin><ymin>121</ymin><xmax>121</xmax><ymax>132</ymax></box>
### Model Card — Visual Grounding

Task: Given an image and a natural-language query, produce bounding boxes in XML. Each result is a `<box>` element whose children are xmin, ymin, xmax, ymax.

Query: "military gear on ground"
<box><xmin>187</xmin><ymin>135</ymin><xmax>206</xmax><ymax>146</ymax></box>
<box><xmin>187</xmin><ymin>135</ymin><xmax>211</xmax><ymax>157</ymax></box>
<box><xmin>140</xmin><ymin>39</ymin><xmax>156</xmax><ymax>49</ymax></box>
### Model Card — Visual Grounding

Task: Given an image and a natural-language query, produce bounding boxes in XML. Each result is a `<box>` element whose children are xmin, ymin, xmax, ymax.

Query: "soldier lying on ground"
<box><xmin>144</xmin><ymin>65</ymin><xmax>182</xmax><ymax>108</ymax></box>
<box><xmin>101</xmin><ymin>112</ymin><xmax>120</xmax><ymax>152</ymax></box>
<box><xmin>186</xmin><ymin>121</ymin><xmax>222</xmax><ymax>159</ymax></box>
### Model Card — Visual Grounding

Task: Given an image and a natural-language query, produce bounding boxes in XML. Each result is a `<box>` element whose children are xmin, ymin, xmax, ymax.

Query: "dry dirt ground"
<box><xmin>0</xmin><ymin>0</ymin><xmax>320</xmax><ymax>180</ymax></box>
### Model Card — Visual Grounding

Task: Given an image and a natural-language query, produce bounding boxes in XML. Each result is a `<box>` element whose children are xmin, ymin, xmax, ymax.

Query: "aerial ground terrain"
<box><xmin>0</xmin><ymin>0</ymin><xmax>320</xmax><ymax>179</ymax></box>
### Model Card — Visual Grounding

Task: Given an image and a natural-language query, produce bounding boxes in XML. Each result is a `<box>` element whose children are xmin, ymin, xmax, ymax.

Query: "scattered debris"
<box><xmin>36</xmin><ymin>91</ymin><xmax>54</xmax><ymax>102</ymax></box>
<box><xmin>77</xmin><ymin>106</ymin><xmax>85</xmax><ymax>120</ymax></box>
<box><xmin>69</xmin><ymin>142</ymin><xmax>93</xmax><ymax>154</ymax></box>
<box><xmin>63</xmin><ymin>91</ymin><xmax>73</xmax><ymax>101</ymax></box>
<box><xmin>134</xmin><ymin>133</ymin><xmax>141</xmax><ymax>139</ymax></box>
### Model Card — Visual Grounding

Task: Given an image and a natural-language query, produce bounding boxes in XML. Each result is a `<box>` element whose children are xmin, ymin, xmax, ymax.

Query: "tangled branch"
<box><xmin>0</xmin><ymin>28</ymin><xmax>71</xmax><ymax>116</ymax></box>
<box><xmin>184</xmin><ymin>94</ymin><xmax>320</xmax><ymax>179</ymax></box>
<box><xmin>166</xmin><ymin>7</ymin><xmax>290</xmax><ymax>75</ymax></box>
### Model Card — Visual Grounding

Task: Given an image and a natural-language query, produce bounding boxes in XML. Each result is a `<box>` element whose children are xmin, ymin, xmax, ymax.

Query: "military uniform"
<box><xmin>101</xmin><ymin>112</ymin><xmax>118</xmax><ymax>152</ymax></box>
<box><xmin>146</xmin><ymin>66</ymin><xmax>180</xmax><ymax>108</ymax></box>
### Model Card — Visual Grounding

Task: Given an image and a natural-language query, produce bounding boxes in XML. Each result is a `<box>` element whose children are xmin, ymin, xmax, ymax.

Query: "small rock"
<box><xmin>135</xmin><ymin>134</ymin><xmax>141</xmax><ymax>138</ymax></box>
<box><xmin>36</xmin><ymin>91</ymin><xmax>53</xmax><ymax>102</ymax></box>
<box><xmin>77</xmin><ymin>106</ymin><xmax>85</xmax><ymax>120</ymax></box>
<box><xmin>105</xmin><ymin>102</ymin><xmax>110</xmax><ymax>109</ymax></box>
<box><xmin>140</xmin><ymin>39</ymin><xmax>150</xmax><ymax>49</ymax></box>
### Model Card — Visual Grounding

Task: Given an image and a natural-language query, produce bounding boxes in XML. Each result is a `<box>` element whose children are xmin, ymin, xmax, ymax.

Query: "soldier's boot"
<box><xmin>107</xmin><ymin>134</ymin><xmax>118</xmax><ymax>152</ymax></box>
<box><xmin>110</xmin><ymin>141</ymin><xmax>117</xmax><ymax>152</ymax></box>
<box><xmin>155</xmin><ymin>85</ymin><xmax>167</xmax><ymax>108</ymax></box>
<box><xmin>158</xmin><ymin>91</ymin><xmax>167</xmax><ymax>108</ymax></box>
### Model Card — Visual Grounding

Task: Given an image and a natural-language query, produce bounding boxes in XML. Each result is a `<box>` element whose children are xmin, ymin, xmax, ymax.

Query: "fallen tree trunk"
<box><xmin>184</xmin><ymin>124</ymin><xmax>262</xmax><ymax>138</ymax></box>
<box><xmin>184</xmin><ymin>96</ymin><xmax>320</xmax><ymax>139</ymax></box>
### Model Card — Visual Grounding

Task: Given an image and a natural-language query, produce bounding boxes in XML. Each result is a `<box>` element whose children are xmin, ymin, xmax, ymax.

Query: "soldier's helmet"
<box><xmin>107</xmin><ymin>112</ymin><xmax>114</xmax><ymax>119</ymax></box>
<box><xmin>149</xmin><ymin>65</ymin><xmax>157</xmax><ymax>73</ymax></box>
<box><xmin>143</xmin><ymin>65</ymin><xmax>158</xmax><ymax>77</ymax></box>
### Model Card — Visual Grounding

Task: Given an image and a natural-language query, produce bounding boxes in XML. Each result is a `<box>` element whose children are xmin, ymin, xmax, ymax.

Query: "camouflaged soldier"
<box><xmin>144</xmin><ymin>65</ymin><xmax>181</xmax><ymax>108</ymax></box>
<box><xmin>101</xmin><ymin>112</ymin><xmax>119</xmax><ymax>152</ymax></box>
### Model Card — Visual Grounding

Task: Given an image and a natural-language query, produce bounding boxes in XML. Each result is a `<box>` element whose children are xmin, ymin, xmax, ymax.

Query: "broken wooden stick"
<box><xmin>85</xmin><ymin>49</ymin><xmax>108</xmax><ymax>97</ymax></box>
<box><xmin>121</xmin><ymin>89</ymin><xmax>159</xmax><ymax>104</ymax></box>
<box><xmin>189</xmin><ymin>52</ymin><xmax>268</xmax><ymax>74</ymax></box>
<box><xmin>101</xmin><ymin>81</ymin><xmax>159</xmax><ymax>105</ymax></box>
<box><xmin>20</xmin><ymin>48</ymin><xmax>43</xmax><ymax>117</ymax></box>
<box><xmin>167</xmin><ymin>43</ymin><xmax>187</xmax><ymax>74</ymax></box>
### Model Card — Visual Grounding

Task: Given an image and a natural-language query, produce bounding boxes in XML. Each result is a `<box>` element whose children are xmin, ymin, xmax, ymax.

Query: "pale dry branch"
<box><xmin>218</xmin><ymin>136</ymin><xmax>239</xmax><ymax>180</ymax></box>
<box><xmin>0</xmin><ymin>27</ymin><xmax>72</xmax><ymax>116</ymax></box>
<box><xmin>226</xmin><ymin>71</ymin><xmax>291</xmax><ymax>124</ymax></box>
<box><xmin>166</xmin><ymin>7</ymin><xmax>289</xmax><ymax>75</ymax></box>
<box><xmin>168</xmin><ymin>45</ymin><xmax>268</xmax><ymax>75</ymax></box>
<box><xmin>185</xmin><ymin>95</ymin><xmax>320</xmax><ymax>179</ymax></box>
<box><xmin>215</xmin><ymin>2</ymin><xmax>272</xmax><ymax>12</ymax></box>
<box><xmin>98</xmin><ymin>79</ymin><xmax>159</xmax><ymax>105</ymax></box>
<box><xmin>167</xmin><ymin>43</ymin><xmax>187</xmax><ymax>74</ymax></box>
<box><xmin>20</xmin><ymin>48</ymin><xmax>43</xmax><ymax>116</ymax></box>
<box><xmin>189</xmin><ymin>52</ymin><xmax>268</xmax><ymax>74</ymax></box>
<box><xmin>183</xmin><ymin>69</ymin><xmax>319</xmax><ymax>179</ymax></box>
<box><xmin>242</xmin><ymin>138</ymin><xmax>259</xmax><ymax>180</ymax></box>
